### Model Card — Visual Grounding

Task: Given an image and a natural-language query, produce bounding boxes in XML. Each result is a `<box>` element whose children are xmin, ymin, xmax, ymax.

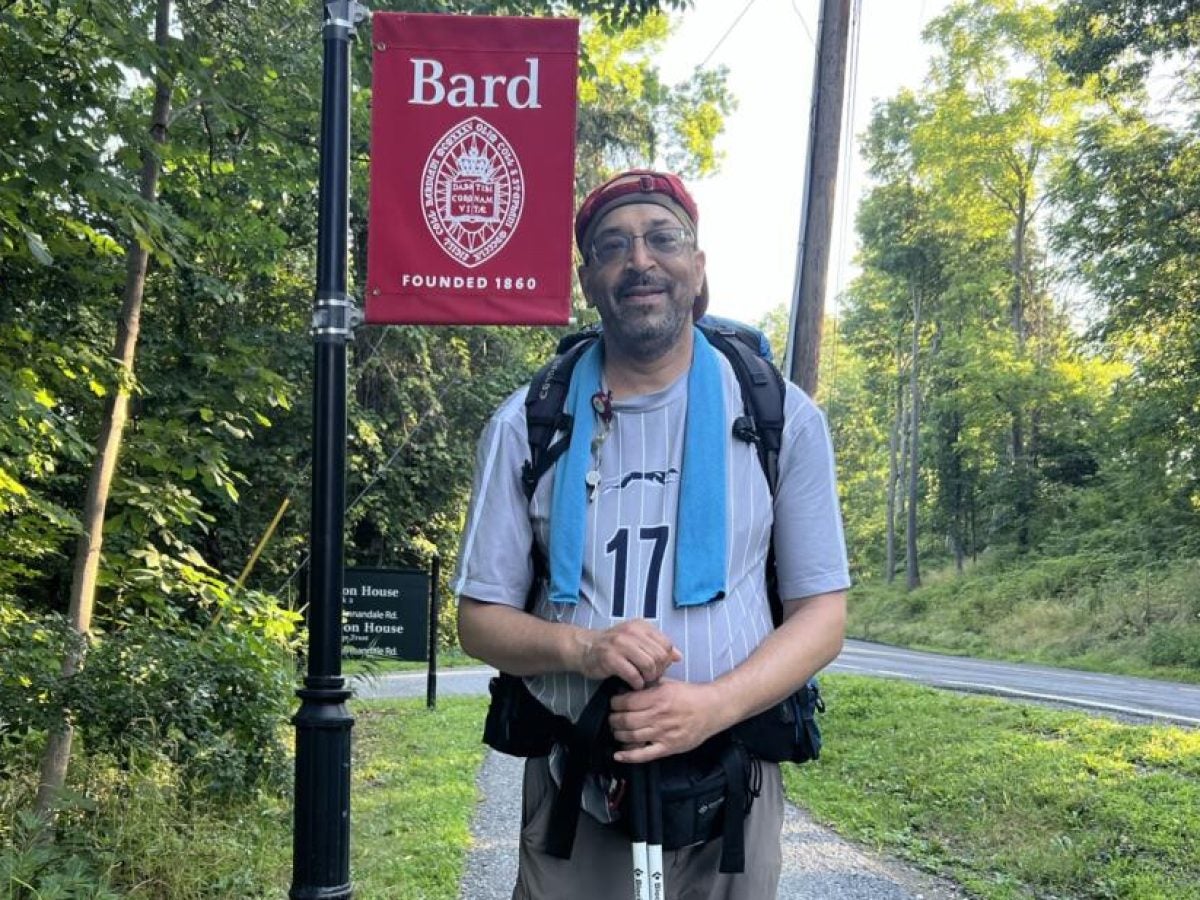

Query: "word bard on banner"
<box><xmin>409</xmin><ymin>57</ymin><xmax>542</xmax><ymax>109</ymax></box>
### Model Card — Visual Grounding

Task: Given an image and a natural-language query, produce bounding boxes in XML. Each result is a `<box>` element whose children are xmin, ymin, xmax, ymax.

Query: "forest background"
<box><xmin>1</xmin><ymin>0</ymin><xmax>1197</xmax><ymax>896</ymax></box>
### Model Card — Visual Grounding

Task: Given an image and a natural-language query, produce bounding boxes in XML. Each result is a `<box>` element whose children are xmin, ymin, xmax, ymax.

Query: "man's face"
<box><xmin>578</xmin><ymin>202</ymin><xmax>706</xmax><ymax>362</ymax></box>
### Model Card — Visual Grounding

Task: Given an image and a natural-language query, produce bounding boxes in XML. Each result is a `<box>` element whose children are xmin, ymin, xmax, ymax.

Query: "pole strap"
<box><xmin>312</xmin><ymin>292</ymin><xmax>363</xmax><ymax>339</ymax></box>
<box><xmin>323</xmin><ymin>0</ymin><xmax>369</xmax><ymax>39</ymax></box>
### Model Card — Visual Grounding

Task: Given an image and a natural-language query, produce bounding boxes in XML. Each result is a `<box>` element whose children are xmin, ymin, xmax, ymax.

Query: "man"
<box><xmin>454</xmin><ymin>169</ymin><xmax>849</xmax><ymax>899</ymax></box>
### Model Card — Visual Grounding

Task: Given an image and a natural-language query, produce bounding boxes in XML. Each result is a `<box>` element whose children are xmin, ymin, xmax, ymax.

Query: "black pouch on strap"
<box><xmin>616</xmin><ymin>741</ymin><xmax>756</xmax><ymax>874</ymax></box>
<box><xmin>732</xmin><ymin>679</ymin><xmax>824</xmax><ymax>764</ymax></box>
<box><xmin>482</xmin><ymin>673</ymin><xmax>563</xmax><ymax>758</ymax></box>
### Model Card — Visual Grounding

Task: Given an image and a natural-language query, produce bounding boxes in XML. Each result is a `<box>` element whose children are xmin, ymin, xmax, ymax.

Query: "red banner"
<box><xmin>365</xmin><ymin>13</ymin><xmax>579</xmax><ymax>326</ymax></box>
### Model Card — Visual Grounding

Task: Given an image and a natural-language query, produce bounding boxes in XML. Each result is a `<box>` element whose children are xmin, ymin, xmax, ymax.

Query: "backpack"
<box><xmin>480</xmin><ymin>319</ymin><xmax>824</xmax><ymax>873</ymax></box>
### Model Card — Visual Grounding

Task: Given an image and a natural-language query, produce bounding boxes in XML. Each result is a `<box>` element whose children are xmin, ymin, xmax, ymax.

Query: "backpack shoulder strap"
<box><xmin>521</xmin><ymin>333</ymin><xmax>598</xmax><ymax>503</ymax></box>
<box><xmin>698</xmin><ymin>322</ymin><xmax>786</xmax><ymax>495</ymax></box>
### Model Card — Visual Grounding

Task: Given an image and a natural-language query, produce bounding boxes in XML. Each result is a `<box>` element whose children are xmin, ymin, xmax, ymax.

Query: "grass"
<box><xmin>10</xmin><ymin>672</ymin><xmax>1193</xmax><ymax>898</ymax></box>
<box><xmin>349</xmin><ymin>696</ymin><xmax>490</xmax><ymax>899</ymax></box>
<box><xmin>790</xmin><ymin>674</ymin><xmax>1200</xmax><ymax>900</ymax></box>
<box><xmin>1</xmin><ymin>748</ymin><xmax>291</xmax><ymax>899</ymax></box>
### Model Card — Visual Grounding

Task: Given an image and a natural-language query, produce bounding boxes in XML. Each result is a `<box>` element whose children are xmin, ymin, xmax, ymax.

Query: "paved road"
<box><xmin>355</xmin><ymin>639</ymin><xmax>1200</xmax><ymax>727</ymax></box>
<box><xmin>827</xmin><ymin>640</ymin><xmax>1200</xmax><ymax>726</ymax></box>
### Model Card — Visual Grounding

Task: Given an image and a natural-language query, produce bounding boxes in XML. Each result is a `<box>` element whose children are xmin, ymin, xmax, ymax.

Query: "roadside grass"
<box><xmin>790</xmin><ymin>675</ymin><xmax>1200</xmax><ymax>900</ymax></box>
<box><xmin>0</xmin><ymin>746</ymin><xmax>290</xmax><ymax>898</ymax></box>
<box><xmin>849</xmin><ymin>554</ymin><xmax>1200</xmax><ymax>683</ymax></box>
<box><xmin>350</xmin><ymin>696</ymin><xmax>489</xmax><ymax>900</ymax></box>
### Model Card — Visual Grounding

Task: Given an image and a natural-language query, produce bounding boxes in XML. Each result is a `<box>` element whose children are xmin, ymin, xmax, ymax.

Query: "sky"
<box><xmin>654</xmin><ymin>0</ymin><xmax>953</xmax><ymax>326</ymax></box>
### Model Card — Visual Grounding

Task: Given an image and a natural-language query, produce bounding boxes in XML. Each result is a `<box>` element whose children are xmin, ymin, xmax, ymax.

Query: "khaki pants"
<box><xmin>512</xmin><ymin>756</ymin><xmax>784</xmax><ymax>900</ymax></box>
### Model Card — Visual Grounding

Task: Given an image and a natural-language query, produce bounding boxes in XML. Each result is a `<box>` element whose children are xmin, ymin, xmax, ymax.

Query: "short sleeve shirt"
<box><xmin>454</xmin><ymin>352</ymin><xmax>851</xmax><ymax>723</ymax></box>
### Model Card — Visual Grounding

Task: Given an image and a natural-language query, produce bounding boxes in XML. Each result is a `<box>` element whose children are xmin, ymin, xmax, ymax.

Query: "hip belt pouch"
<box><xmin>482</xmin><ymin>672</ymin><xmax>562</xmax><ymax>757</ymax></box>
<box><xmin>614</xmin><ymin>743</ymin><xmax>759</xmax><ymax>873</ymax></box>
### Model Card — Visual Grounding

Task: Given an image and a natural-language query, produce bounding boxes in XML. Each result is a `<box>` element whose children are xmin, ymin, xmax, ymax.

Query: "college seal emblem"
<box><xmin>420</xmin><ymin>116</ymin><xmax>524</xmax><ymax>268</ymax></box>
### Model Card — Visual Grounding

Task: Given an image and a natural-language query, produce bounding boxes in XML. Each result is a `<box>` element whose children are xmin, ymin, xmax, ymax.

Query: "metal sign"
<box><xmin>365</xmin><ymin>13</ymin><xmax>579</xmax><ymax>325</ymax></box>
<box><xmin>342</xmin><ymin>567</ymin><xmax>429</xmax><ymax>660</ymax></box>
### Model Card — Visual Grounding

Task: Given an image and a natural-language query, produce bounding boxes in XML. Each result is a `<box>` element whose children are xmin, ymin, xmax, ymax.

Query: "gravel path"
<box><xmin>456</xmin><ymin>749</ymin><xmax>965</xmax><ymax>900</ymax></box>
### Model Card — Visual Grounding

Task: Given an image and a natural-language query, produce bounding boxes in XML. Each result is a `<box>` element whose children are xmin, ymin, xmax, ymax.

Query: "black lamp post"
<box><xmin>291</xmin><ymin>2</ymin><xmax>366</xmax><ymax>897</ymax></box>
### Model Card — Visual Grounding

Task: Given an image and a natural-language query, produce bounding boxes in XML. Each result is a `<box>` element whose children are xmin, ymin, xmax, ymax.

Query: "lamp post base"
<box><xmin>290</xmin><ymin>678</ymin><xmax>354</xmax><ymax>900</ymax></box>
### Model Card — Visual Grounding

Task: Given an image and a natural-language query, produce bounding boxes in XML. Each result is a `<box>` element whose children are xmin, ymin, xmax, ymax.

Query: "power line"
<box><xmin>790</xmin><ymin>0</ymin><xmax>816</xmax><ymax>45</ymax></box>
<box><xmin>699</xmin><ymin>0</ymin><xmax>759</xmax><ymax>68</ymax></box>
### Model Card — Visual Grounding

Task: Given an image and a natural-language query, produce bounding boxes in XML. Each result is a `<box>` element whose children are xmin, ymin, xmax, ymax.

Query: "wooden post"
<box><xmin>786</xmin><ymin>0</ymin><xmax>852</xmax><ymax>397</ymax></box>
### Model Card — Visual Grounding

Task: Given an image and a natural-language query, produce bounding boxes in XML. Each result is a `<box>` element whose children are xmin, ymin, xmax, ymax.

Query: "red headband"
<box><xmin>574</xmin><ymin>169</ymin><xmax>700</xmax><ymax>255</ymax></box>
<box><xmin>575</xmin><ymin>169</ymin><xmax>709</xmax><ymax>320</ymax></box>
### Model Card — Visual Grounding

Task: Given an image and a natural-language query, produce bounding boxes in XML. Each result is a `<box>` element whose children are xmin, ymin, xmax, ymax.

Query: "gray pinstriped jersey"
<box><xmin>454</xmin><ymin>353</ymin><xmax>851</xmax><ymax>723</ymax></box>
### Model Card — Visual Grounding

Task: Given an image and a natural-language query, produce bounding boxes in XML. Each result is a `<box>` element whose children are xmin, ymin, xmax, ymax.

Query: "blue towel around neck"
<box><xmin>548</xmin><ymin>327</ymin><xmax>727</xmax><ymax>608</ymax></box>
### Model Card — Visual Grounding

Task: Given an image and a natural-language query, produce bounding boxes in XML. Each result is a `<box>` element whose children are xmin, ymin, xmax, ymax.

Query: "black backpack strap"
<box><xmin>698</xmin><ymin>322</ymin><xmax>785</xmax><ymax>495</ymax></box>
<box><xmin>544</xmin><ymin>676</ymin><xmax>625</xmax><ymax>860</ymax></box>
<box><xmin>521</xmin><ymin>335</ymin><xmax>598</xmax><ymax>501</ymax></box>
<box><xmin>717</xmin><ymin>743</ymin><xmax>751</xmax><ymax>873</ymax></box>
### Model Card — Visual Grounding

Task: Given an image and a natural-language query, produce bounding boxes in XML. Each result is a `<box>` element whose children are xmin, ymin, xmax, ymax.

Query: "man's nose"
<box><xmin>626</xmin><ymin>234</ymin><xmax>656</xmax><ymax>270</ymax></box>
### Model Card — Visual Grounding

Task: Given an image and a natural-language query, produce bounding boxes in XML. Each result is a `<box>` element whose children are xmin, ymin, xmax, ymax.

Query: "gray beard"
<box><xmin>602</xmin><ymin>300</ymin><xmax>691</xmax><ymax>363</ymax></box>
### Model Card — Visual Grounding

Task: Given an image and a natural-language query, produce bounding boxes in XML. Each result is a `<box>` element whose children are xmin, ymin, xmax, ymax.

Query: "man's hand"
<box><xmin>607</xmin><ymin>679</ymin><xmax>721</xmax><ymax>764</ymax></box>
<box><xmin>577</xmin><ymin>619</ymin><xmax>681</xmax><ymax>690</ymax></box>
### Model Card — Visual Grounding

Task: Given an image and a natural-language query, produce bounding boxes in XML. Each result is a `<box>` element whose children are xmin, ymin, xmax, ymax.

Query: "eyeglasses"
<box><xmin>588</xmin><ymin>227</ymin><xmax>693</xmax><ymax>266</ymax></box>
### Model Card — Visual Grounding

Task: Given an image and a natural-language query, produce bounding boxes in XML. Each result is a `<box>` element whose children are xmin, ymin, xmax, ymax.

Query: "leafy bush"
<box><xmin>1148</xmin><ymin>624</ymin><xmax>1200</xmax><ymax>668</ymax></box>
<box><xmin>1</xmin><ymin>748</ymin><xmax>289</xmax><ymax>898</ymax></box>
<box><xmin>0</xmin><ymin>606</ymin><xmax>80</xmax><ymax>753</ymax></box>
<box><xmin>0</xmin><ymin>587</ymin><xmax>300</xmax><ymax>799</ymax></box>
<box><xmin>67</xmin><ymin>618</ymin><xmax>297</xmax><ymax>799</ymax></box>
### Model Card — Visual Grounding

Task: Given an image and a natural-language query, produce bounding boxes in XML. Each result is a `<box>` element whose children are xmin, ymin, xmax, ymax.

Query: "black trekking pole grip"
<box><xmin>646</xmin><ymin>759</ymin><xmax>664</xmax><ymax>899</ymax></box>
<box><xmin>629</xmin><ymin>764</ymin><xmax>650</xmax><ymax>900</ymax></box>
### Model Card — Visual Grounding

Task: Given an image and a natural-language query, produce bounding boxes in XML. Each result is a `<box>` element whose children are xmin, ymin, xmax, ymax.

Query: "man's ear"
<box><xmin>692</xmin><ymin>248</ymin><xmax>707</xmax><ymax>296</ymax></box>
<box><xmin>577</xmin><ymin>263</ymin><xmax>596</xmax><ymax>307</ymax></box>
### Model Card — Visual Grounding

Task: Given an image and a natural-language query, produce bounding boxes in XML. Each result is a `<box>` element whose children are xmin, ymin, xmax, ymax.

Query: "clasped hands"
<box><xmin>578</xmin><ymin>618</ymin><xmax>721</xmax><ymax>764</ymax></box>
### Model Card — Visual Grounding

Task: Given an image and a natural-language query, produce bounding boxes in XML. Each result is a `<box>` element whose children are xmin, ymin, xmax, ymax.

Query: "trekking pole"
<box><xmin>646</xmin><ymin>759</ymin><xmax>664</xmax><ymax>900</ymax></box>
<box><xmin>629</xmin><ymin>764</ymin><xmax>651</xmax><ymax>900</ymax></box>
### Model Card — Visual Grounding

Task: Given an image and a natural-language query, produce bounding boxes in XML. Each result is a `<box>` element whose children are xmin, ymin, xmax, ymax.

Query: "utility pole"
<box><xmin>291</xmin><ymin>2</ymin><xmax>366</xmax><ymax>898</ymax></box>
<box><xmin>785</xmin><ymin>0</ymin><xmax>852</xmax><ymax>396</ymax></box>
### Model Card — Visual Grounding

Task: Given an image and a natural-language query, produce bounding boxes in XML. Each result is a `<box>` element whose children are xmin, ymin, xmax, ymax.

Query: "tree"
<box><xmin>920</xmin><ymin>1</ymin><xmax>1093</xmax><ymax>541</ymax></box>
<box><xmin>1056</xmin><ymin>0</ymin><xmax>1200</xmax><ymax>92</ymax></box>
<box><xmin>1053</xmin><ymin>106</ymin><xmax>1200</xmax><ymax>554</ymax></box>
<box><xmin>32</xmin><ymin>0</ymin><xmax>175</xmax><ymax>819</ymax></box>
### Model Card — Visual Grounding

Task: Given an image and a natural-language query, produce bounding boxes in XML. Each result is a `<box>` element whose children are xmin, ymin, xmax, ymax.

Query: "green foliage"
<box><xmin>0</xmin><ymin>0</ymin><xmax>730</xmax><ymax>881</ymax></box>
<box><xmin>1055</xmin><ymin>0</ymin><xmax>1200</xmax><ymax>90</ymax></box>
<box><xmin>1</xmin><ymin>748</ymin><xmax>290</xmax><ymax>898</ymax></box>
<box><xmin>1</xmin><ymin>585</ymin><xmax>300</xmax><ymax>799</ymax></box>
<box><xmin>575</xmin><ymin>13</ymin><xmax>734</xmax><ymax>180</ymax></box>
<box><xmin>832</xmin><ymin>0</ymin><xmax>1200</xmax><ymax>587</ymax></box>
<box><xmin>0</xmin><ymin>605</ymin><xmax>79</xmax><ymax>747</ymax></box>
<box><xmin>792</xmin><ymin>675</ymin><xmax>1200</xmax><ymax>899</ymax></box>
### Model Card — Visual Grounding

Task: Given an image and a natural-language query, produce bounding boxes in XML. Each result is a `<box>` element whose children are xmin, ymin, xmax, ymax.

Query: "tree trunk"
<box><xmin>906</xmin><ymin>285</ymin><xmax>922</xmax><ymax>592</ymax></box>
<box><xmin>1008</xmin><ymin>188</ymin><xmax>1032</xmax><ymax>550</ymax></box>
<box><xmin>35</xmin><ymin>0</ymin><xmax>174</xmax><ymax>820</ymax></box>
<box><xmin>1009</xmin><ymin>187</ymin><xmax>1028</xmax><ymax>467</ymax></box>
<box><xmin>885</xmin><ymin>366</ymin><xmax>903</xmax><ymax>583</ymax></box>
